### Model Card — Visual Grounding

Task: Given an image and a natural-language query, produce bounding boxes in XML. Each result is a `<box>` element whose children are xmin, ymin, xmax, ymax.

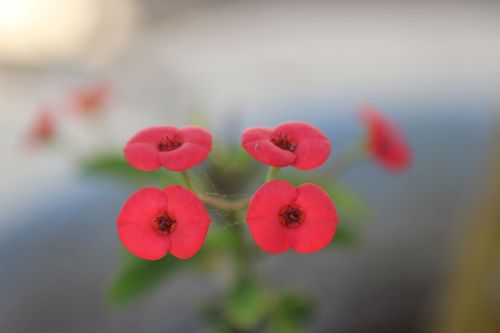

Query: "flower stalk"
<box><xmin>266</xmin><ymin>166</ymin><xmax>281</xmax><ymax>182</ymax></box>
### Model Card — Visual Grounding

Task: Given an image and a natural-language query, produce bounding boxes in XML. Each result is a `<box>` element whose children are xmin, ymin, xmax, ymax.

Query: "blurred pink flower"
<box><xmin>361</xmin><ymin>105</ymin><xmax>412</xmax><ymax>171</ymax></box>
<box><xmin>70</xmin><ymin>83</ymin><xmax>110</xmax><ymax>115</ymax></box>
<box><xmin>26</xmin><ymin>107</ymin><xmax>57</xmax><ymax>145</ymax></box>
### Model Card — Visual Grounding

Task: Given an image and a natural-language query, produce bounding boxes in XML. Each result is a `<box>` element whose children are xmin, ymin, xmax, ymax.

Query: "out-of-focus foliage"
<box><xmin>267</xmin><ymin>292</ymin><xmax>315</xmax><ymax>333</ymax></box>
<box><xmin>108</xmin><ymin>224</ymin><xmax>240</xmax><ymax>306</ymax></box>
<box><xmin>108</xmin><ymin>252</ymin><xmax>185</xmax><ymax>306</ymax></box>
<box><xmin>86</xmin><ymin>145</ymin><xmax>368</xmax><ymax>333</ymax></box>
<box><xmin>81</xmin><ymin>151</ymin><xmax>181</xmax><ymax>187</ymax></box>
<box><xmin>225</xmin><ymin>277</ymin><xmax>271</xmax><ymax>330</ymax></box>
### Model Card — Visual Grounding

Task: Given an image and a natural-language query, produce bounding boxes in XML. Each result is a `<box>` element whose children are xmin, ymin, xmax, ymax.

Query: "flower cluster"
<box><xmin>116</xmin><ymin>106</ymin><xmax>411</xmax><ymax>260</ymax></box>
<box><xmin>24</xmin><ymin>82</ymin><xmax>111</xmax><ymax>147</ymax></box>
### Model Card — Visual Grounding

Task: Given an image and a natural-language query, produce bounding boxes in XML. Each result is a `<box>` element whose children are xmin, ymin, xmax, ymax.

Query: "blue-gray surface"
<box><xmin>0</xmin><ymin>107</ymin><xmax>493</xmax><ymax>333</ymax></box>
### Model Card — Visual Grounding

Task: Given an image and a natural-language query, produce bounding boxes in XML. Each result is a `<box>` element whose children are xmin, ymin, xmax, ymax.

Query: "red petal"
<box><xmin>242</xmin><ymin>127</ymin><xmax>273</xmax><ymax>143</ymax></box>
<box><xmin>242</xmin><ymin>127</ymin><xmax>295</xmax><ymax>167</ymax></box>
<box><xmin>273</xmin><ymin>122</ymin><xmax>328</xmax><ymax>142</ymax></box>
<box><xmin>116</xmin><ymin>188</ymin><xmax>170</xmax><ymax>260</ymax></box>
<box><xmin>178</xmin><ymin>126</ymin><xmax>212</xmax><ymax>148</ymax></box>
<box><xmin>163</xmin><ymin>185</ymin><xmax>211</xmax><ymax>259</ymax></box>
<box><xmin>246</xmin><ymin>180</ymin><xmax>297</xmax><ymax>253</ymax></box>
<box><xmin>127</xmin><ymin>126</ymin><xmax>177</xmax><ymax>145</ymax></box>
<box><xmin>124</xmin><ymin>126</ymin><xmax>177</xmax><ymax>170</ymax></box>
<box><xmin>292</xmin><ymin>138</ymin><xmax>331</xmax><ymax>170</ymax></box>
<box><xmin>273</xmin><ymin>122</ymin><xmax>330</xmax><ymax>170</ymax></box>
<box><xmin>286</xmin><ymin>183</ymin><xmax>338</xmax><ymax>253</ymax></box>
<box><xmin>158</xmin><ymin>142</ymin><xmax>211</xmax><ymax>171</ymax></box>
<box><xmin>124</xmin><ymin>143</ymin><xmax>160</xmax><ymax>171</ymax></box>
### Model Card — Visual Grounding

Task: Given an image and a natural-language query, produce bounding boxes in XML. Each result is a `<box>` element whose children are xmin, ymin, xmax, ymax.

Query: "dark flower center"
<box><xmin>271</xmin><ymin>133</ymin><xmax>297</xmax><ymax>152</ymax></box>
<box><xmin>279</xmin><ymin>204</ymin><xmax>304</xmax><ymax>228</ymax></box>
<box><xmin>153</xmin><ymin>212</ymin><xmax>177</xmax><ymax>234</ymax></box>
<box><xmin>158</xmin><ymin>135</ymin><xmax>182</xmax><ymax>152</ymax></box>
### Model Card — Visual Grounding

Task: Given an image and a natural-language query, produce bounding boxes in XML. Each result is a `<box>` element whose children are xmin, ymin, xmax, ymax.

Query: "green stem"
<box><xmin>180</xmin><ymin>170</ymin><xmax>193</xmax><ymax>190</ymax></box>
<box><xmin>266</xmin><ymin>166</ymin><xmax>281</xmax><ymax>182</ymax></box>
<box><xmin>198</xmin><ymin>193</ymin><xmax>248</xmax><ymax>212</ymax></box>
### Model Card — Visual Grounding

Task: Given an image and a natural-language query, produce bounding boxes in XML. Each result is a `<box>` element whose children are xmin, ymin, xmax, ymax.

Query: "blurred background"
<box><xmin>1</xmin><ymin>0</ymin><xmax>500</xmax><ymax>332</ymax></box>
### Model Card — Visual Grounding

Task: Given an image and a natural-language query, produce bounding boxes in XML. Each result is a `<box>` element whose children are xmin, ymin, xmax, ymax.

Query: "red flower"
<box><xmin>124</xmin><ymin>126</ymin><xmax>212</xmax><ymax>171</ymax></box>
<box><xmin>26</xmin><ymin>107</ymin><xmax>56</xmax><ymax>144</ymax></box>
<box><xmin>71</xmin><ymin>83</ymin><xmax>110</xmax><ymax>114</ymax></box>
<box><xmin>246</xmin><ymin>180</ymin><xmax>338</xmax><ymax>254</ymax></box>
<box><xmin>116</xmin><ymin>186</ymin><xmax>211</xmax><ymax>260</ymax></box>
<box><xmin>361</xmin><ymin>105</ymin><xmax>411</xmax><ymax>171</ymax></box>
<box><xmin>241</xmin><ymin>122</ymin><xmax>331</xmax><ymax>170</ymax></box>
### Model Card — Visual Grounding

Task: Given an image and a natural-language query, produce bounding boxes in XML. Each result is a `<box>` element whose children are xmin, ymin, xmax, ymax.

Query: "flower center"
<box><xmin>279</xmin><ymin>204</ymin><xmax>304</xmax><ymax>228</ymax></box>
<box><xmin>153</xmin><ymin>212</ymin><xmax>177</xmax><ymax>234</ymax></box>
<box><xmin>157</xmin><ymin>135</ymin><xmax>182</xmax><ymax>152</ymax></box>
<box><xmin>271</xmin><ymin>133</ymin><xmax>297</xmax><ymax>152</ymax></box>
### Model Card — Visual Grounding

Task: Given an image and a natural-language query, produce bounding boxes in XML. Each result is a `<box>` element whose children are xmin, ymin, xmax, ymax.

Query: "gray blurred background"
<box><xmin>1</xmin><ymin>1</ymin><xmax>500</xmax><ymax>332</ymax></box>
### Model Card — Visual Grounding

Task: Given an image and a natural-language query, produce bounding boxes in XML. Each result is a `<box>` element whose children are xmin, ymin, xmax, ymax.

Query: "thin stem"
<box><xmin>180</xmin><ymin>170</ymin><xmax>249</xmax><ymax>213</ymax></box>
<box><xmin>198</xmin><ymin>193</ymin><xmax>249</xmax><ymax>212</ymax></box>
<box><xmin>266</xmin><ymin>166</ymin><xmax>281</xmax><ymax>182</ymax></box>
<box><xmin>180</xmin><ymin>170</ymin><xmax>193</xmax><ymax>190</ymax></box>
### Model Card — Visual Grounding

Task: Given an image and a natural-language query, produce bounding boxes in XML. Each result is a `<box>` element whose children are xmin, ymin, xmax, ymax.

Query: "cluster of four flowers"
<box><xmin>117</xmin><ymin>107</ymin><xmax>411</xmax><ymax>260</ymax></box>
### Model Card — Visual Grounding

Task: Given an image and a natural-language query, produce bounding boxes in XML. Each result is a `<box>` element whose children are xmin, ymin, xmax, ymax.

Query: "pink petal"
<box><xmin>118</xmin><ymin>224</ymin><xmax>170</xmax><ymax>260</ymax></box>
<box><xmin>247</xmin><ymin>215</ymin><xmax>289</xmax><ymax>254</ymax></box>
<box><xmin>286</xmin><ymin>183</ymin><xmax>338</xmax><ymax>253</ymax></box>
<box><xmin>163</xmin><ymin>186</ymin><xmax>211</xmax><ymax>259</ymax></box>
<box><xmin>292</xmin><ymin>138</ymin><xmax>331</xmax><ymax>170</ymax></box>
<box><xmin>158</xmin><ymin>142</ymin><xmax>211</xmax><ymax>171</ymax></box>
<box><xmin>243</xmin><ymin>139</ymin><xmax>296</xmax><ymax>167</ymax></box>
<box><xmin>242</xmin><ymin>127</ymin><xmax>273</xmax><ymax>143</ymax></box>
<box><xmin>178</xmin><ymin>126</ymin><xmax>212</xmax><ymax>148</ymax></box>
<box><xmin>273</xmin><ymin>122</ymin><xmax>330</xmax><ymax>170</ymax></box>
<box><xmin>273</xmin><ymin>122</ymin><xmax>328</xmax><ymax>142</ymax></box>
<box><xmin>124</xmin><ymin>143</ymin><xmax>160</xmax><ymax>171</ymax></box>
<box><xmin>241</xmin><ymin>127</ymin><xmax>296</xmax><ymax>167</ymax></box>
<box><xmin>117</xmin><ymin>188</ymin><xmax>170</xmax><ymax>260</ymax></box>
<box><xmin>246</xmin><ymin>180</ymin><xmax>297</xmax><ymax>253</ymax></box>
<box><xmin>127</xmin><ymin>126</ymin><xmax>177</xmax><ymax>146</ymax></box>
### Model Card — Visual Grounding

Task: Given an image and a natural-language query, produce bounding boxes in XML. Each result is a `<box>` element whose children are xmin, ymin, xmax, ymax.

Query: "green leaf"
<box><xmin>108</xmin><ymin>226</ymin><xmax>232</xmax><ymax>306</ymax></box>
<box><xmin>225</xmin><ymin>278</ymin><xmax>271</xmax><ymax>330</ymax></box>
<box><xmin>267</xmin><ymin>292</ymin><xmax>314</xmax><ymax>333</ymax></box>
<box><xmin>81</xmin><ymin>151</ymin><xmax>180</xmax><ymax>186</ymax></box>
<box><xmin>108</xmin><ymin>253</ymin><xmax>185</xmax><ymax>306</ymax></box>
<box><xmin>325</xmin><ymin>183</ymin><xmax>369</xmax><ymax>223</ymax></box>
<box><xmin>330</xmin><ymin>222</ymin><xmax>359</xmax><ymax>247</ymax></box>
